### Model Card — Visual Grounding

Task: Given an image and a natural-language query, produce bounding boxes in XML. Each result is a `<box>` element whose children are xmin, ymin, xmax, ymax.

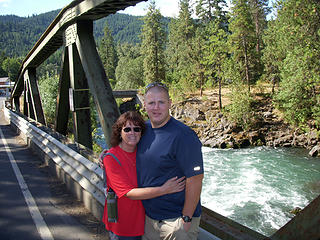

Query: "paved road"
<box><xmin>0</xmin><ymin>97</ymin><xmax>107</xmax><ymax>240</ymax></box>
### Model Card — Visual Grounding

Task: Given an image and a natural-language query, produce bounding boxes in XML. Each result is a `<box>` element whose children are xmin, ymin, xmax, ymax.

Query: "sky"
<box><xmin>0</xmin><ymin>0</ymin><xmax>181</xmax><ymax>18</ymax></box>
<box><xmin>0</xmin><ymin>0</ymin><xmax>275</xmax><ymax>20</ymax></box>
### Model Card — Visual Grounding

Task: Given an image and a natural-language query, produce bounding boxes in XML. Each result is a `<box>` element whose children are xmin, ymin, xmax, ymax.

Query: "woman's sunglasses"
<box><xmin>122</xmin><ymin>127</ymin><xmax>142</xmax><ymax>133</ymax></box>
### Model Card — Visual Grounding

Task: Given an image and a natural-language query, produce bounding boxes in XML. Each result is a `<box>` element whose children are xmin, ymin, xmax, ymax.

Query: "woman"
<box><xmin>102</xmin><ymin>111</ymin><xmax>185</xmax><ymax>240</ymax></box>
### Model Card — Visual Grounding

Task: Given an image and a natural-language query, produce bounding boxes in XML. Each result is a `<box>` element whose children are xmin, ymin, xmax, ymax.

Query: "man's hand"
<box><xmin>183</xmin><ymin>221</ymin><xmax>192</xmax><ymax>232</ymax></box>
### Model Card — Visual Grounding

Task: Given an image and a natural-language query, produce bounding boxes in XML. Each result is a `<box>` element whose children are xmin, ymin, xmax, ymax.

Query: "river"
<box><xmin>201</xmin><ymin>146</ymin><xmax>320</xmax><ymax>237</ymax></box>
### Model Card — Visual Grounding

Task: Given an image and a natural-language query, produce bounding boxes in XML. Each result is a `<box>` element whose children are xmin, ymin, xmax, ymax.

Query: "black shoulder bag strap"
<box><xmin>102</xmin><ymin>152</ymin><xmax>121</xmax><ymax>189</ymax></box>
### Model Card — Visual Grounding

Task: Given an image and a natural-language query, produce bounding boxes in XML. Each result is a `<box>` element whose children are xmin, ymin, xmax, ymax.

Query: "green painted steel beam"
<box><xmin>23</xmin><ymin>76</ymin><xmax>35</xmax><ymax>120</ymax></box>
<box><xmin>13</xmin><ymin>96</ymin><xmax>20</xmax><ymax>112</ymax></box>
<box><xmin>75</xmin><ymin>20</ymin><xmax>119</xmax><ymax>148</ymax></box>
<box><xmin>55</xmin><ymin>48</ymin><xmax>71</xmax><ymax>135</ymax></box>
<box><xmin>68</xmin><ymin>42</ymin><xmax>93</xmax><ymax>149</ymax></box>
<box><xmin>24</xmin><ymin>68</ymin><xmax>46</xmax><ymax>125</ymax></box>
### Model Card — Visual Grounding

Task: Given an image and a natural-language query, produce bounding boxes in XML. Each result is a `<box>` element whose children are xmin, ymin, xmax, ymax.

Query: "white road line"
<box><xmin>0</xmin><ymin>127</ymin><xmax>54</xmax><ymax>240</ymax></box>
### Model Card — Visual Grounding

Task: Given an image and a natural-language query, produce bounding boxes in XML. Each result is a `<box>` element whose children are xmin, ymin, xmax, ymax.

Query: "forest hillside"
<box><xmin>0</xmin><ymin>10</ymin><xmax>151</xmax><ymax>57</ymax></box>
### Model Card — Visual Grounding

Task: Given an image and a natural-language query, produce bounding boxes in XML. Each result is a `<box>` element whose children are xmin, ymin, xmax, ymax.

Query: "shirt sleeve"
<box><xmin>175</xmin><ymin>128</ymin><xmax>204</xmax><ymax>178</ymax></box>
<box><xmin>103</xmin><ymin>155</ymin><xmax>135</xmax><ymax>198</ymax></box>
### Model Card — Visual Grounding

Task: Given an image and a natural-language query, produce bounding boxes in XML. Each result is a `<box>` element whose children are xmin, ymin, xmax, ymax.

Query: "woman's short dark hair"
<box><xmin>110</xmin><ymin>111</ymin><xmax>146</xmax><ymax>147</ymax></box>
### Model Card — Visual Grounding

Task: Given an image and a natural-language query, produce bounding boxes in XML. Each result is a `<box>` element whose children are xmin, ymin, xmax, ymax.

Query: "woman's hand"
<box><xmin>161</xmin><ymin>176</ymin><xmax>186</xmax><ymax>194</ymax></box>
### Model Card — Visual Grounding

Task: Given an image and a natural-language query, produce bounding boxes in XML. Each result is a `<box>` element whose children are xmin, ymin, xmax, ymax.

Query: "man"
<box><xmin>136</xmin><ymin>82</ymin><xmax>204</xmax><ymax>240</ymax></box>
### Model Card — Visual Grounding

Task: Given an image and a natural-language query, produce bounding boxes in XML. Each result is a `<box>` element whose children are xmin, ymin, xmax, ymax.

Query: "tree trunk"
<box><xmin>272</xmin><ymin>76</ymin><xmax>275</xmax><ymax>95</ymax></box>
<box><xmin>199</xmin><ymin>69</ymin><xmax>204</xmax><ymax>97</ymax></box>
<box><xmin>243</xmin><ymin>37</ymin><xmax>251</xmax><ymax>92</ymax></box>
<box><xmin>218</xmin><ymin>78</ymin><xmax>222</xmax><ymax>111</ymax></box>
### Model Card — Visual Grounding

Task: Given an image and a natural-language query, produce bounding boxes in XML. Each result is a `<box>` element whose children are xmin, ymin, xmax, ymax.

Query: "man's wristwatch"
<box><xmin>181</xmin><ymin>215</ymin><xmax>192</xmax><ymax>222</ymax></box>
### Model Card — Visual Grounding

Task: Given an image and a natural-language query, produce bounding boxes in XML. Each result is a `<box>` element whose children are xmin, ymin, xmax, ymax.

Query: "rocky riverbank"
<box><xmin>170</xmin><ymin>90</ymin><xmax>320</xmax><ymax>158</ymax></box>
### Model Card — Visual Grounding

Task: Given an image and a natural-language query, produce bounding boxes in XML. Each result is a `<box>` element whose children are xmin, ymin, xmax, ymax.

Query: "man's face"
<box><xmin>144</xmin><ymin>87</ymin><xmax>171</xmax><ymax>128</ymax></box>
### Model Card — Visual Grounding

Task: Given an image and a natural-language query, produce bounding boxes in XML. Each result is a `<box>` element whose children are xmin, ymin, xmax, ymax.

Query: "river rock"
<box><xmin>292</xmin><ymin>132</ymin><xmax>308</xmax><ymax>147</ymax></box>
<box><xmin>290</xmin><ymin>207</ymin><xmax>302</xmax><ymax>215</ymax></box>
<box><xmin>171</xmin><ymin>106</ymin><xmax>185</xmax><ymax>120</ymax></box>
<box><xmin>307</xmin><ymin>130</ymin><xmax>319</xmax><ymax>146</ymax></box>
<box><xmin>309</xmin><ymin>145</ymin><xmax>320</xmax><ymax>157</ymax></box>
<box><xmin>248</xmin><ymin>131</ymin><xmax>265</xmax><ymax>146</ymax></box>
<box><xmin>273</xmin><ymin>133</ymin><xmax>293</xmax><ymax>147</ymax></box>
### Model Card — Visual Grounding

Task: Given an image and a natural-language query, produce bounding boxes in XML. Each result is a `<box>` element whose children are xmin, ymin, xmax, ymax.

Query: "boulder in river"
<box><xmin>309</xmin><ymin>145</ymin><xmax>320</xmax><ymax>157</ymax></box>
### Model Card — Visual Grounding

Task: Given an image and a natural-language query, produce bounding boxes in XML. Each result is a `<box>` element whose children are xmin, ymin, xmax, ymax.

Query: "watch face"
<box><xmin>182</xmin><ymin>216</ymin><xmax>192</xmax><ymax>222</ymax></box>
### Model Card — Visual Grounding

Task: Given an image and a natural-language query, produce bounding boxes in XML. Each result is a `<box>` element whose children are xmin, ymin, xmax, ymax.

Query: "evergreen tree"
<box><xmin>224</xmin><ymin>56</ymin><xmax>255</xmax><ymax>129</ymax></box>
<box><xmin>224</xmin><ymin>0</ymin><xmax>256</xmax><ymax>127</ymax></box>
<box><xmin>166</xmin><ymin>18</ymin><xmax>180</xmax><ymax>83</ymax></box>
<box><xmin>228</xmin><ymin>0</ymin><xmax>256</xmax><ymax>91</ymax></box>
<box><xmin>38</xmin><ymin>74</ymin><xmax>59</xmax><ymax>125</ymax></box>
<box><xmin>98</xmin><ymin>23</ymin><xmax>118</xmax><ymax>85</ymax></box>
<box><xmin>196</xmin><ymin>0</ymin><xmax>230</xmax><ymax>105</ymax></box>
<box><xmin>140</xmin><ymin>1</ymin><xmax>166</xmax><ymax>84</ymax></box>
<box><xmin>195</xmin><ymin>0</ymin><xmax>228</xmax><ymax>28</ymax></box>
<box><xmin>261</xmin><ymin>19</ymin><xmax>281</xmax><ymax>93</ymax></box>
<box><xmin>248</xmin><ymin>0</ymin><xmax>269</xmax><ymax>53</ymax></box>
<box><xmin>227</xmin><ymin>76</ymin><xmax>254</xmax><ymax>129</ymax></box>
<box><xmin>270</xmin><ymin>0</ymin><xmax>320</xmax><ymax>127</ymax></box>
<box><xmin>166</xmin><ymin>0</ymin><xmax>196</xmax><ymax>93</ymax></box>
<box><xmin>115</xmin><ymin>43</ymin><xmax>144</xmax><ymax>90</ymax></box>
<box><xmin>203</xmin><ymin>21</ymin><xmax>229</xmax><ymax>110</ymax></box>
<box><xmin>191</xmin><ymin>27</ymin><xmax>206</xmax><ymax>96</ymax></box>
<box><xmin>248</xmin><ymin>0</ymin><xmax>270</xmax><ymax>80</ymax></box>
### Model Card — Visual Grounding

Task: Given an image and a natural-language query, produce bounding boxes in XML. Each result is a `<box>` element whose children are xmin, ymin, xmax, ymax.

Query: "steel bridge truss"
<box><xmin>11</xmin><ymin>0</ymin><xmax>147</xmax><ymax>149</ymax></box>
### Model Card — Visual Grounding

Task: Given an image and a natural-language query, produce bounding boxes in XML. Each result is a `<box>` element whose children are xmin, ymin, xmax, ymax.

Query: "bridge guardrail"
<box><xmin>3</xmin><ymin>106</ymin><xmax>106</xmax><ymax>220</ymax></box>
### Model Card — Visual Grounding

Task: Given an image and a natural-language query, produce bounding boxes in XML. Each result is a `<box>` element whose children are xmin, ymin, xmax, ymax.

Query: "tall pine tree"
<box><xmin>98</xmin><ymin>23</ymin><xmax>118</xmax><ymax>86</ymax></box>
<box><xmin>197</xmin><ymin>0</ymin><xmax>229</xmax><ymax>106</ymax></box>
<box><xmin>166</xmin><ymin>0</ymin><xmax>195</xmax><ymax>93</ymax></box>
<box><xmin>228</xmin><ymin>0</ymin><xmax>256</xmax><ymax>91</ymax></box>
<box><xmin>195</xmin><ymin>0</ymin><xmax>228</xmax><ymax>27</ymax></box>
<box><xmin>224</xmin><ymin>0</ymin><xmax>256</xmax><ymax>128</ymax></box>
<box><xmin>141</xmin><ymin>1</ymin><xmax>166</xmax><ymax>84</ymax></box>
<box><xmin>248</xmin><ymin>0</ymin><xmax>270</xmax><ymax>81</ymax></box>
<box><xmin>203</xmin><ymin>21</ymin><xmax>229</xmax><ymax>110</ymax></box>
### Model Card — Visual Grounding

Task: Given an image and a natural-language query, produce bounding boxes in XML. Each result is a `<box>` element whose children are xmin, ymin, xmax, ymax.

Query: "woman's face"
<box><xmin>120</xmin><ymin>121</ymin><xmax>142</xmax><ymax>149</ymax></box>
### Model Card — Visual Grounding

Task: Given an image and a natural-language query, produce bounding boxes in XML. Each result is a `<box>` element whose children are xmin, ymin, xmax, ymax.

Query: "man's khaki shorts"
<box><xmin>142</xmin><ymin>215</ymin><xmax>201</xmax><ymax>240</ymax></box>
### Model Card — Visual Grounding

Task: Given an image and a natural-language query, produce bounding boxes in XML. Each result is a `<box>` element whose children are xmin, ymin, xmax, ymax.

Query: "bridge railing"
<box><xmin>4</xmin><ymin>105</ymin><xmax>105</xmax><ymax>217</ymax></box>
